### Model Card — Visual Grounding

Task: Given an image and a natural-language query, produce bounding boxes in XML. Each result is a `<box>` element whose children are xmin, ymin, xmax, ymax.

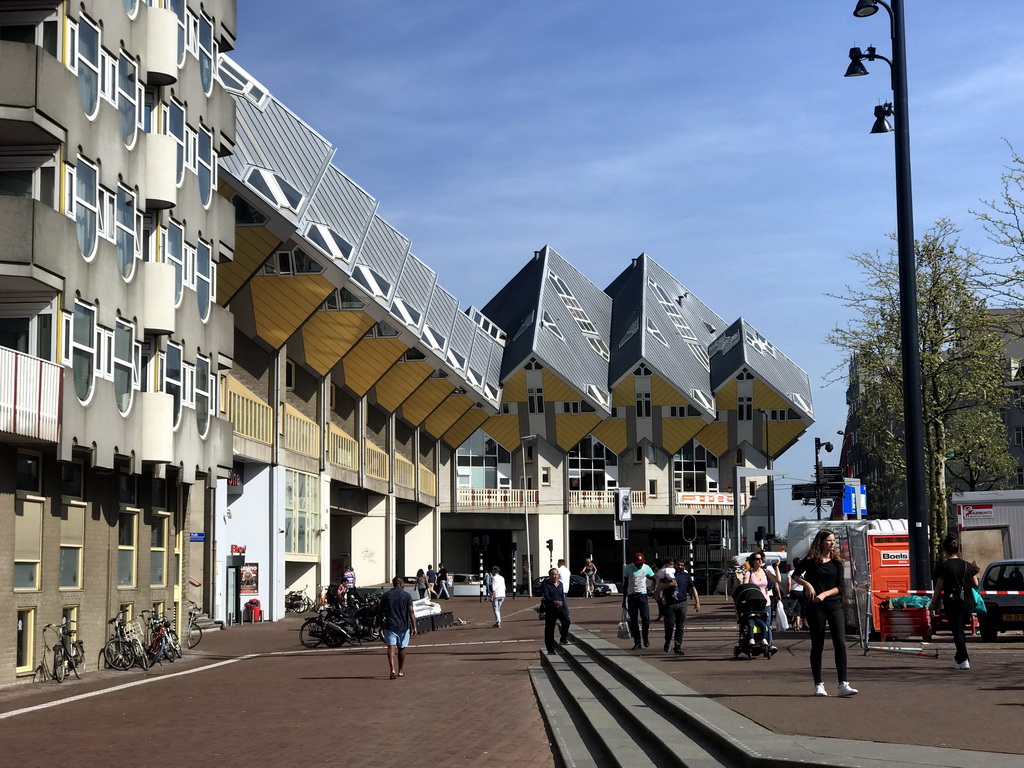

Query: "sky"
<box><xmin>233</xmin><ymin>1</ymin><xmax>1024</xmax><ymax>536</ymax></box>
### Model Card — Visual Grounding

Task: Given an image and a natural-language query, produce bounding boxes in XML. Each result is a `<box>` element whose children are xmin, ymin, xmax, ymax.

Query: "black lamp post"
<box><xmin>758</xmin><ymin>409</ymin><xmax>774</xmax><ymax>537</ymax></box>
<box><xmin>814</xmin><ymin>437</ymin><xmax>834</xmax><ymax>521</ymax></box>
<box><xmin>845</xmin><ymin>0</ymin><xmax>930</xmax><ymax>590</ymax></box>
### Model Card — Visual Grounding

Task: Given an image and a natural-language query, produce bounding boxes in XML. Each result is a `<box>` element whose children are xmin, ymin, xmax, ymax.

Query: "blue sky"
<box><xmin>234</xmin><ymin>1</ymin><xmax>1024</xmax><ymax>532</ymax></box>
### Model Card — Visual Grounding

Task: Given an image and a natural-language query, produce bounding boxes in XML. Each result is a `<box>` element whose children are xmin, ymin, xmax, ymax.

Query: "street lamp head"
<box><xmin>845</xmin><ymin>47</ymin><xmax>870</xmax><ymax>77</ymax></box>
<box><xmin>871</xmin><ymin>103</ymin><xmax>894</xmax><ymax>134</ymax></box>
<box><xmin>853</xmin><ymin>0</ymin><xmax>879</xmax><ymax>17</ymax></box>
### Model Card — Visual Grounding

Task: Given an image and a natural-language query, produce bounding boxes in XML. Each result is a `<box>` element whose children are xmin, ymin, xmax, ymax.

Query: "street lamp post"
<box><xmin>758</xmin><ymin>409</ymin><xmax>774</xmax><ymax>538</ymax></box>
<box><xmin>814</xmin><ymin>437</ymin><xmax>834</xmax><ymax>521</ymax></box>
<box><xmin>521</xmin><ymin>435</ymin><xmax>537</xmax><ymax>597</ymax></box>
<box><xmin>845</xmin><ymin>0</ymin><xmax>930</xmax><ymax>590</ymax></box>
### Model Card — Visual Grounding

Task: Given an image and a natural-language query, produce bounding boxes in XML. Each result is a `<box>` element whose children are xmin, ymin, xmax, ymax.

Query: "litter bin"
<box><xmin>878</xmin><ymin>606</ymin><xmax>931</xmax><ymax>641</ymax></box>
<box><xmin>244</xmin><ymin>599</ymin><xmax>262</xmax><ymax>623</ymax></box>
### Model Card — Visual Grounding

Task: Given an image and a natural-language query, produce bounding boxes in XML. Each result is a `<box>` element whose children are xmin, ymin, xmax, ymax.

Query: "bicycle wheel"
<box><xmin>134</xmin><ymin>638</ymin><xmax>151</xmax><ymax>670</ymax></box>
<box><xmin>104</xmin><ymin>638</ymin><xmax>134</xmax><ymax>671</ymax></box>
<box><xmin>70</xmin><ymin>642</ymin><xmax>84</xmax><ymax>679</ymax></box>
<box><xmin>148</xmin><ymin>635</ymin><xmax>165</xmax><ymax>666</ymax></box>
<box><xmin>299</xmin><ymin>617</ymin><xmax>324</xmax><ymax>648</ymax></box>
<box><xmin>301</xmin><ymin>596</ymin><xmax>314</xmax><ymax>613</ymax></box>
<box><xmin>52</xmin><ymin>646</ymin><xmax>68</xmax><ymax>683</ymax></box>
<box><xmin>187</xmin><ymin>622</ymin><xmax>203</xmax><ymax>649</ymax></box>
<box><xmin>166</xmin><ymin>628</ymin><xmax>183</xmax><ymax>659</ymax></box>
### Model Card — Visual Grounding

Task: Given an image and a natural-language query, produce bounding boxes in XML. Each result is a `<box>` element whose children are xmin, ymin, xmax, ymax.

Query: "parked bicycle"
<box><xmin>45</xmin><ymin>619</ymin><xmax>85</xmax><ymax>682</ymax></box>
<box><xmin>141</xmin><ymin>610</ymin><xmax>173</xmax><ymax>667</ymax></box>
<box><xmin>285</xmin><ymin>588</ymin><xmax>315</xmax><ymax>613</ymax></box>
<box><xmin>299</xmin><ymin>606</ymin><xmax>362</xmax><ymax>648</ymax></box>
<box><xmin>185</xmin><ymin>600</ymin><xmax>203</xmax><ymax>649</ymax></box>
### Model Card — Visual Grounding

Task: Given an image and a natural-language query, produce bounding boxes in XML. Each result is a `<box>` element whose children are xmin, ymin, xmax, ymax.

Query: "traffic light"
<box><xmin>755</xmin><ymin>526</ymin><xmax>767</xmax><ymax>543</ymax></box>
<box><xmin>682</xmin><ymin>515</ymin><xmax>697</xmax><ymax>543</ymax></box>
<box><xmin>546</xmin><ymin>538</ymin><xmax>554</xmax><ymax>552</ymax></box>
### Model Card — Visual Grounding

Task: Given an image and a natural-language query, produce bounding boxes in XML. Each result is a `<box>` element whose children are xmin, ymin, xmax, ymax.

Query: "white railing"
<box><xmin>568</xmin><ymin>490</ymin><xmax>648</xmax><ymax>509</ymax></box>
<box><xmin>457</xmin><ymin>488</ymin><xmax>540</xmax><ymax>508</ymax></box>
<box><xmin>0</xmin><ymin>347</ymin><xmax>61</xmax><ymax>442</ymax></box>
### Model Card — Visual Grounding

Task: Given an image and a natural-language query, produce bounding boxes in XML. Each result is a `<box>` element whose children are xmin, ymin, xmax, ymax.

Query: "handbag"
<box><xmin>617</xmin><ymin>606</ymin><xmax>632</xmax><ymax>639</ymax></box>
<box><xmin>774</xmin><ymin>599</ymin><xmax>790</xmax><ymax>632</ymax></box>
<box><xmin>972</xmin><ymin>586</ymin><xmax>987</xmax><ymax>614</ymax></box>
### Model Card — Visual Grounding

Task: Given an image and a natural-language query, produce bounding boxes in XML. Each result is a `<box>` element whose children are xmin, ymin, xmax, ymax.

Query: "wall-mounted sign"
<box><xmin>227</xmin><ymin>461</ymin><xmax>244</xmax><ymax>489</ymax></box>
<box><xmin>241</xmin><ymin>563</ymin><xmax>258</xmax><ymax>595</ymax></box>
<box><xmin>189</xmin><ymin>532</ymin><xmax>206</xmax><ymax>542</ymax></box>
<box><xmin>231</xmin><ymin>544</ymin><xmax>247</xmax><ymax>555</ymax></box>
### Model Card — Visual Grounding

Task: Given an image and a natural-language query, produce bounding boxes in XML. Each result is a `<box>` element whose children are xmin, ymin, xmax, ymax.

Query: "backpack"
<box><xmin>326</xmin><ymin>583</ymin><xmax>344</xmax><ymax>606</ymax></box>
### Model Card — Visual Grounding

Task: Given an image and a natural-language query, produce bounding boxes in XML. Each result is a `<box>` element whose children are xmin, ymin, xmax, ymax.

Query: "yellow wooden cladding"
<box><xmin>765</xmin><ymin>419</ymin><xmax>806</xmax><ymax>458</ymax></box>
<box><xmin>395</xmin><ymin>455</ymin><xmax>415</xmax><ymax>488</ymax></box>
<box><xmin>612</xmin><ymin>376</ymin><xmax>634</xmax><ymax>407</ymax></box>
<box><xmin>218</xmin><ymin>226</ymin><xmax>281</xmax><ymax>305</ymax></box>
<box><xmin>443</xmin><ymin>409</ymin><xmax>490</xmax><ymax>450</ymax></box>
<box><xmin>423</xmin><ymin>396</ymin><xmax>473</xmax><ymax>440</ymax></box>
<box><xmin>481</xmin><ymin>414</ymin><xmax>524</xmax><ymax>451</ymax></box>
<box><xmin>501</xmin><ymin>368</ymin><xmax>527</xmax><ymax>402</ymax></box>
<box><xmin>419</xmin><ymin>465</ymin><xmax>436</xmax><ymax>496</ymax></box>
<box><xmin>327</xmin><ymin>423</ymin><xmax>358</xmax><ymax>471</ymax></box>
<box><xmin>661</xmin><ymin>417</ymin><xmax>706</xmax><ymax>455</ymax></box>
<box><xmin>542</xmin><ymin>369</ymin><xmax>583</xmax><ymax>403</ymax></box>
<box><xmin>590</xmin><ymin>418</ymin><xmax>628</xmax><ymax>454</ymax></box>
<box><xmin>714</xmin><ymin>377</ymin><xmax>738</xmax><ymax>409</ymax></box>
<box><xmin>652</xmin><ymin>373</ymin><xmax>689</xmax><ymax>407</ymax></box>
<box><xmin>694</xmin><ymin>421</ymin><xmax>729</xmax><ymax>457</ymax></box>
<box><xmin>364</xmin><ymin>442</ymin><xmax>389</xmax><ymax>481</ymax></box>
<box><xmin>374</xmin><ymin>360</ymin><xmax>433</xmax><ymax>413</ymax></box>
<box><xmin>337</xmin><ymin>338</ymin><xmax>407</xmax><ymax>396</ymax></box>
<box><xmin>400</xmin><ymin>379</ymin><xmax>453</xmax><ymax>426</ymax></box>
<box><xmin>225</xmin><ymin>376</ymin><xmax>272</xmax><ymax>444</ymax></box>
<box><xmin>302</xmin><ymin>311</ymin><xmax>377</xmax><ymax>376</ymax></box>
<box><xmin>753</xmin><ymin>379</ymin><xmax>793</xmax><ymax>412</ymax></box>
<box><xmin>282</xmin><ymin>403</ymin><xmax>320</xmax><ymax>458</ymax></box>
<box><xmin>555</xmin><ymin>413</ymin><xmax>602</xmax><ymax>451</ymax></box>
<box><xmin>250</xmin><ymin>275</ymin><xmax>335</xmax><ymax>350</ymax></box>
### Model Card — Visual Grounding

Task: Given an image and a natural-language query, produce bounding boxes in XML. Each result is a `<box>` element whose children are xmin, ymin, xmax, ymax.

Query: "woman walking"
<box><xmin>742</xmin><ymin>551</ymin><xmax>780</xmax><ymax>651</ymax></box>
<box><xmin>793</xmin><ymin>530</ymin><xmax>858</xmax><ymax>697</ymax></box>
<box><xmin>415</xmin><ymin>568</ymin><xmax>427</xmax><ymax>599</ymax></box>
<box><xmin>931</xmin><ymin>534</ymin><xmax>979</xmax><ymax>670</ymax></box>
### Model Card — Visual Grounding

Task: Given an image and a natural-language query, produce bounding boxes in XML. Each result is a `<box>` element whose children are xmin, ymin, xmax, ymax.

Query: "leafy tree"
<box><xmin>828</xmin><ymin>220</ymin><xmax>1011</xmax><ymax>562</ymax></box>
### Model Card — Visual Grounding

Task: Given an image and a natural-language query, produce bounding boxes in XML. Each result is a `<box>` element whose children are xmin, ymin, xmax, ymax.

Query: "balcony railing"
<box><xmin>0</xmin><ymin>348</ymin><xmax>61</xmax><ymax>442</ymax></box>
<box><xmin>364</xmin><ymin>441</ymin><xmax>389</xmax><ymax>482</ymax></box>
<box><xmin>419</xmin><ymin>465</ymin><xmax>436</xmax><ymax>496</ymax></box>
<box><xmin>395</xmin><ymin>454</ymin><xmax>415</xmax><ymax>488</ymax></box>
<box><xmin>327</xmin><ymin>423</ymin><xmax>358</xmax><ymax>471</ymax></box>
<box><xmin>457</xmin><ymin>488</ymin><xmax>540</xmax><ymax>508</ymax></box>
<box><xmin>568</xmin><ymin>490</ymin><xmax>648</xmax><ymax>509</ymax></box>
<box><xmin>225</xmin><ymin>376</ymin><xmax>272</xmax><ymax>444</ymax></box>
<box><xmin>282</xmin><ymin>403</ymin><xmax>320</xmax><ymax>458</ymax></box>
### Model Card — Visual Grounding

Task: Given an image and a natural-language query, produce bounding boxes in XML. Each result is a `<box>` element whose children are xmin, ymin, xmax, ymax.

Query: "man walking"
<box><xmin>489</xmin><ymin>566</ymin><xmax>506</xmax><ymax>627</ymax></box>
<box><xmin>377</xmin><ymin>576</ymin><xmax>417</xmax><ymax>679</ymax></box>
<box><xmin>660</xmin><ymin>559</ymin><xmax>700</xmax><ymax>654</ymax></box>
<box><xmin>622</xmin><ymin>552</ymin><xmax>654</xmax><ymax>649</ymax></box>
<box><xmin>436</xmin><ymin>562</ymin><xmax>450</xmax><ymax>599</ymax></box>
<box><xmin>557</xmin><ymin>559</ymin><xmax>572</xmax><ymax>594</ymax></box>
<box><xmin>541</xmin><ymin>568</ymin><xmax>571</xmax><ymax>654</ymax></box>
<box><xmin>426</xmin><ymin>564</ymin><xmax>438</xmax><ymax>598</ymax></box>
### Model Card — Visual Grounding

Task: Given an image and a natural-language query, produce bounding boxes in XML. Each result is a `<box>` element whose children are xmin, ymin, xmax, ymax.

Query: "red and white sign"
<box><xmin>879</xmin><ymin>550</ymin><xmax>909</xmax><ymax>566</ymax></box>
<box><xmin>958</xmin><ymin>504</ymin><xmax>994</xmax><ymax>520</ymax></box>
<box><xmin>231</xmin><ymin>544</ymin><xmax>247</xmax><ymax>555</ymax></box>
<box><xmin>677</xmin><ymin>493</ymin><xmax>745</xmax><ymax>507</ymax></box>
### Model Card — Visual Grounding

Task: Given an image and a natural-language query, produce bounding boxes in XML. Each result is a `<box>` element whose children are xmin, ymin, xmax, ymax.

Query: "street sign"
<box><xmin>189</xmin><ymin>532</ymin><xmax>205</xmax><ymax>542</ymax></box>
<box><xmin>791</xmin><ymin>483</ymin><xmax>819</xmax><ymax>500</ymax></box>
<box><xmin>821</xmin><ymin>466</ymin><xmax>844</xmax><ymax>483</ymax></box>
<box><xmin>615</xmin><ymin>488</ymin><xmax>632</xmax><ymax>521</ymax></box>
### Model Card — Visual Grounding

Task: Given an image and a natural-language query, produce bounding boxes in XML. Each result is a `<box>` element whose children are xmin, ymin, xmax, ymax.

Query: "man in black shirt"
<box><xmin>541</xmin><ymin>568</ymin><xmax>571</xmax><ymax>654</ymax></box>
<box><xmin>377</xmin><ymin>577</ymin><xmax>417</xmax><ymax>679</ymax></box>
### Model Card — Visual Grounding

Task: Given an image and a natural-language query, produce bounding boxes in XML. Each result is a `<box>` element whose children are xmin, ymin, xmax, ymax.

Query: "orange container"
<box><xmin>867</xmin><ymin>533</ymin><xmax>911</xmax><ymax>630</ymax></box>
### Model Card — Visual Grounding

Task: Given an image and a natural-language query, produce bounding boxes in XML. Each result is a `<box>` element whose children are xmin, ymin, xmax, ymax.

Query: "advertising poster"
<box><xmin>241</xmin><ymin>563</ymin><xmax>258</xmax><ymax>594</ymax></box>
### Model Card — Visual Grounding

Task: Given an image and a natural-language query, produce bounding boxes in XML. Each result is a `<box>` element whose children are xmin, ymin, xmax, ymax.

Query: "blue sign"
<box><xmin>189</xmin><ymin>532</ymin><xmax>206</xmax><ymax>542</ymax></box>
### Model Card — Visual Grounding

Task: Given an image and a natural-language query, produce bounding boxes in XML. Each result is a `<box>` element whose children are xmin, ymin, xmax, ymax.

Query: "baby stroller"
<box><xmin>732</xmin><ymin>582</ymin><xmax>775</xmax><ymax>659</ymax></box>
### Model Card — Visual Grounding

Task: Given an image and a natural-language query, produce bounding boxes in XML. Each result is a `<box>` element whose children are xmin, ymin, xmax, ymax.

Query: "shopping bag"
<box><xmin>774</xmin><ymin>600</ymin><xmax>790</xmax><ymax>632</ymax></box>
<box><xmin>972</xmin><ymin>587</ymin><xmax>987</xmax><ymax>614</ymax></box>
<box><xmin>617</xmin><ymin>607</ymin><xmax>632</xmax><ymax>639</ymax></box>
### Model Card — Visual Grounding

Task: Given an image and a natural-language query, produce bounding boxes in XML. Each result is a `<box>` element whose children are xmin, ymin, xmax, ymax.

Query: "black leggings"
<box><xmin>805</xmin><ymin>599</ymin><xmax>847</xmax><ymax>684</ymax></box>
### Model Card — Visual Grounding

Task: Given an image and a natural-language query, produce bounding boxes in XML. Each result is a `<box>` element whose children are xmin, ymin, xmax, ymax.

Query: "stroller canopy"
<box><xmin>733</xmin><ymin>582</ymin><xmax>767</xmax><ymax>613</ymax></box>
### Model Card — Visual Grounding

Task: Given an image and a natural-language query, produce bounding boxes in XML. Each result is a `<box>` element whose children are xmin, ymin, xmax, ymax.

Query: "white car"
<box><xmin>451</xmin><ymin>573</ymin><xmax>487</xmax><ymax>596</ymax></box>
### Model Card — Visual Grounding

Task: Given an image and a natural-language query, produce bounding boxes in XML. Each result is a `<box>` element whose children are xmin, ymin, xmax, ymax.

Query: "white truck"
<box><xmin>953</xmin><ymin>490</ymin><xmax>1024</xmax><ymax>573</ymax></box>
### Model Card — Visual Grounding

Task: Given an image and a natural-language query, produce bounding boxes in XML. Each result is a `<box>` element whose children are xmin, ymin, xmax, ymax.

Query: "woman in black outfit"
<box><xmin>931</xmin><ymin>534</ymin><xmax>978</xmax><ymax>670</ymax></box>
<box><xmin>793</xmin><ymin>529</ymin><xmax>858</xmax><ymax>698</ymax></box>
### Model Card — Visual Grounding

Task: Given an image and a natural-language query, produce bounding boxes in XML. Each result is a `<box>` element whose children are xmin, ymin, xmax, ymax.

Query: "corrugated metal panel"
<box><xmin>422</xmin><ymin>285</ymin><xmax>459</xmax><ymax>351</ymax></box>
<box><xmin>303</xmin><ymin>165</ymin><xmax>377</xmax><ymax>264</ymax></box>
<box><xmin>391</xmin><ymin>253</ymin><xmax>436</xmax><ymax>331</ymax></box>
<box><xmin>449</xmin><ymin>311</ymin><xmax>476</xmax><ymax>369</ymax></box>
<box><xmin>359</xmin><ymin>216</ymin><xmax>411</xmax><ymax>280</ymax></box>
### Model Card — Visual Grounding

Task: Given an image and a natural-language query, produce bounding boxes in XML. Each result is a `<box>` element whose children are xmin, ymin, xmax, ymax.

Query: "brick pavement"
<box><xmin>1</xmin><ymin>592</ymin><xmax>1022</xmax><ymax>767</ymax></box>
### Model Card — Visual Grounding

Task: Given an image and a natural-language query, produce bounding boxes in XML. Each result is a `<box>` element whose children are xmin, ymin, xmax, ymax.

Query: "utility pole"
<box><xmin>814</xmin><ymin>437</ymin><xmax>834</xmax><ymax>521</ymax></box>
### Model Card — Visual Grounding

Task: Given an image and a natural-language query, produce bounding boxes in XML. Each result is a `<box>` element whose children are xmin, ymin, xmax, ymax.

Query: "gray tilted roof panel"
<box><xmin>738</xmin><ymin>318</ymin><xmax>814</xmax><ymax>418</ymax></box>
<box><xmin>302</xmin><ymin>165</ymin><xmax>377</xmax><ymax>261</ymax></box>
<box><xmin>392</xmin><ymin>253</ymin><xmax>437</xmax><ymax>326</ymax></box>
<box><xmin>422</xmin><ymin>285</ymin><xmax>460</xmax><ymax>352</ymax></box>
<box><xmin>450</xmin><ymin>311</ymin><xmax>476</xmax><ymax>360</ymax></box>
<box><xmin>358</xmin><ymin>216</ymin><xmax>411</xmax><ymax>279</ymax></box>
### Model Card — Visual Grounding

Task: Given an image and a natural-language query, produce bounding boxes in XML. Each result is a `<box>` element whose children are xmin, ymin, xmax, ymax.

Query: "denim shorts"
<box><xmin>383</xmin><ymin>629</ymin><xmax>411</xmax><ymax>649</ymax></box>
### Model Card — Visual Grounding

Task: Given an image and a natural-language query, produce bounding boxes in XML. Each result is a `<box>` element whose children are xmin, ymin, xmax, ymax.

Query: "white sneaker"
<box><xmin>814</xmin><ymin>683</ymin><xmax>828</xmax><ymax>697</ymax></box>
<box><xmin>955</xmin><ymin>660</ymin><xmax>971</xmax><ymax>670</ymax></box>
<box><xmin>838</xmin><ymin>682</ymin><xmax>858</xmax><ymax>697</ymax></box>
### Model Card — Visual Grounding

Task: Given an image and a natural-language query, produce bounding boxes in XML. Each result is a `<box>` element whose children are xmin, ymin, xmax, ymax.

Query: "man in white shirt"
<box><xmin>489</xmin><ymin>566</ymin><xmax>506</xmax><ymax>628</ymax></box>
<box><xmin>622</xmin><ymin>553</ymin><xmax>655</xmax><ymax>649</ymax></box>
<box><xmin>557</xmin><ymin>559</ymin><xmax>572</xmax><ymax>596</ymax></box>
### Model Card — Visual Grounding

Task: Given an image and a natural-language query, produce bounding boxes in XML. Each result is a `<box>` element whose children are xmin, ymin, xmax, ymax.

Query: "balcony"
<box><xmin>364</xmin><ymin>442</ymin><xmax>389</xmax><ymax>482</ymax></box>
<box><xmin>419</xmin><ymin>465</ymin><xmax>436</xmax><ymax>497</ymax></box>
<box><xmin>457</xmin><ymin>488</ymin><xmax>540</xmax><ymax>508</ymax></box>
<box><xmin>225</xmin><ymin>376</ymin><xmax>272</xmax><ymax>444</ymax></box>
<box><xmin>568</xmin><ymin>490</ymin><xmax>648</xmax><ymax>510</ymax></box>
<box><xmin>327</xmin><ymin>423</ymin><xmax>358</xmax><ymax>471</ymax></box>
<box><xmin>395</xmin><ymin>454</ymin><xmax>414</xmax><ymax>490</ymax></box>
<box><xmin>0</xmin><ymin>347</ymin><xmax>61</xmax><ymax>442</ymax></box>
<box><xmin>282</xmin><ymin>403</ymin><xmax>319</xmax><ymax>458</ymax></box>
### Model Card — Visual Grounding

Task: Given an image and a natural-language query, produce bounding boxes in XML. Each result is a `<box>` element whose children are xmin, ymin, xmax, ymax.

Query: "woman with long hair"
<box><xmin>415</xmin><ymin>568</ymin><xmax>427</xmax><ymax>599</ymax></box>
<box><xmin>931</xmin><ymin>533</ymin><xmax>979</xmax><ymax>670</ymax></box>
<box><xmin>742</xmin><ymin>551</ymin><xmax>780</xmax><ymax>651</ymax></box>
<box><xmin>793</xmin><ymin>530</ymin><xmax>858</xmax><ymax>697</ymax></box>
